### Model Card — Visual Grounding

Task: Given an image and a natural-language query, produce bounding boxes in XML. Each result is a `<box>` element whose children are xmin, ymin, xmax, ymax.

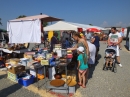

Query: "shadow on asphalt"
<box><xmin>124</xmin><ymin>45</ymin><xmax>129</xmax><ymax>51</ymax></box>
<box><xmin>0</xmin><ymin>74</ymin><xmax>7</xmax><ymax>80</ymax></box>
<box><xmin>88</xmin><ymin>54</ymin><xmax>102</xmax><ymax>79</ymax></box>
<box><xmin>0</xmin><ymin>82</ymin><xmax>22</xmax><ymax>97</ymax></box>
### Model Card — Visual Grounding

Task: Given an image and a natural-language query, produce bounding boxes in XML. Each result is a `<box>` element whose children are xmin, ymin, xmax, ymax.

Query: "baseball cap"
<box><xmin>77</xmin><ymin>46</ymin><xmax>84</xmax><ymax>53</ymax></box>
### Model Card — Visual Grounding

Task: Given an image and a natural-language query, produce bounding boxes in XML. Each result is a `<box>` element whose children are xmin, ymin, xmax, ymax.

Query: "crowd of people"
<box><xmin>49</xmin><ymin>27</ymin><xmax>123</xmax><ymax>88</ymax></box>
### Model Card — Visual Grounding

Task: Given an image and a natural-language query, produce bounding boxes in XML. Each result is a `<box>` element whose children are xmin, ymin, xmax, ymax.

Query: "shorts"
<box><xmin>79</xmin><ymin>69</ymin><xmax>87</xmax><ymax>74</ymax></box>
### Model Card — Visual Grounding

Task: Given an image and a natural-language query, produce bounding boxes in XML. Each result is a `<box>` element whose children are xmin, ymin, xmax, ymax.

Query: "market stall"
<box><xmin>2</xmin><ymin>14</ymin><xmax>77</xmax><ymax>94</ymax></box>
<box><xmin>7</xmin><ymin>14</ymin><xmax>63</xmax><ymax>43</ymax></box>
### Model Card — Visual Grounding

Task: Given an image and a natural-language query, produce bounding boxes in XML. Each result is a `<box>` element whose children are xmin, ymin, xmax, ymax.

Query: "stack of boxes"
<box><xmin>7</xmin><ymin>58</ymin><xmax>25</xmax><ymax>82</ymax></box>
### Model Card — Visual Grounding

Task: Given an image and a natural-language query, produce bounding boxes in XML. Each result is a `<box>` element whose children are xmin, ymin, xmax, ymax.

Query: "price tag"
<box><xmin>41</xmin><ymin>60</ymin><xmax>49</xmax><ymax>65</ymax></box>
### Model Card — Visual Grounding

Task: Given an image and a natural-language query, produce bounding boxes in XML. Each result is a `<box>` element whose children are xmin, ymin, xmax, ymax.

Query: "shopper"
<box><xmin>50</xmin><ymin>32</ymin><xmax>59</xmax><ymax>52</ymax></box>
<box><xmin>65</xmin><ymin>38</ymin><xmax>71</xmax><ymax>48</ymax></box>
<box><xmin>103</xmin><ymin>33</ymin><xmax>108</xmax><ymax>44</ymax></box>
<box><xmin>77</xmin><ymin>46</ymin><xmax>88</xmax><ymax>88</ymax></box>
<box><xmin>85</xmin><ymin>31</ymin><xmax>92</xmax><ymax>41</ymax></box>
<box><xmin>108</xmin><ymin>27</ymin><xmax>122</xmax><ymax>67</ymax></box>
<box><xmin>67</xmin><ymin>32</ymin><xmax>90</xmax><ymax>84</ymax></box>
<box><xmin>80</xmin><ymin>34</ymin><xmax>96</xmax><ymax>67</ymax></box>
<box><xmin>91</xmin><ymin>33</ymin><xmax>100</xmax><ymax>61</ymax></box>
<box><xmin>87</xmin><ymin>41</ymin><xmax>96</xmax><ymax>67</ymax></box>
<box><xmin>68</xmin><ymin>32</ymin><xmax>90</xmax><ymax>60</ymax></box>
<box><xmin>118</xmin><ymin>29</ymin><xmax>124</xmax><ymax>50</ymax></box>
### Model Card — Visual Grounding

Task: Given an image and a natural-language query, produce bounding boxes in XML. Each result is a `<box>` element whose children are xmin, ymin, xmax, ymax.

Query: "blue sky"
<box><xmin>0</xmin><ymin>0</ymin><xmax>130</xmax><ymax>29</ymax></box>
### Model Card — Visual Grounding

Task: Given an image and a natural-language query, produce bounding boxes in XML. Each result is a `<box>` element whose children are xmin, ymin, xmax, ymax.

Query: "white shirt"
<box><xmin>109</xmin><ymin>32</ymin><xmax>121</xmax><ymax>47</ymax></box>
<box><xmin>85</xmin><ymin>32</ymin><xmax>92</xmax><ymax>40</ymax></box>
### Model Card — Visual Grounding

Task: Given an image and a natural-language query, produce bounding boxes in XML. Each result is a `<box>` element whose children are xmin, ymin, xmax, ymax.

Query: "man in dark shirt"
<box><xmin>50</xmin><ymin>32</ymin><xmax>58</xmax><ymax>52</ymax></box>
<box><xmin>91</xmin><ymin>33</ymin><xmax>100</xmax><ymax>60</ymax></box>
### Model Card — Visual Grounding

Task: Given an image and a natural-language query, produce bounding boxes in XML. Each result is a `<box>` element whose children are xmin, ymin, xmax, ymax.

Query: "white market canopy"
<box><xmin>9</xmin><ymin>14</ymin><xmax>63</xmax><ymax>22</ymax></box>
<box><xmin>68</xmin><ymin>22</ymin><xmax>106</xmax><ymax>30</ymax></box>
<box><xmin>44</xmin><ymin>21</ymin><xmax>106</xmax><ymax>32</ymax></box>
<box><xmin>44</xmin><ymin>21</ymin><xmax>86</xmax><ymax>31</ymax></box>
<box><xmin>7</xmin><ymin>14</ymin><xmax>62</xmax><ymax>43</ymax></box>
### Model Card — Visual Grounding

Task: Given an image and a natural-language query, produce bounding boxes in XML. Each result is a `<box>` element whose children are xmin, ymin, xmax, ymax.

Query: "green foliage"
<box><xmin>16</xmin><ymin>15</ymin><xmax>26</xmax><ymax>19</ymax></box>
<box><xmin>42</xmin><ymin>22</ymin><xmax>48</xmax><ymax>27</ymax></box>
<box><xmin>0</xmin><ymin>28</ymin><xmax>7</xmax><ymax>32</ymax></box>
<box><xmin>89</xmin><ymin>24</ymin><xmax>93</xmax><ymax>26</ymax></box>
<box><xmin>0</xmin><ymin>18</ymin><xmax>2</xmax><ymax>25</ymax></box>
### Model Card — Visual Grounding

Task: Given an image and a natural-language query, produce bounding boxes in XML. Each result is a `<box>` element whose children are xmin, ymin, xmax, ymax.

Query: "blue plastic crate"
<box><xmin>18</xmin><ymin>75</ymin><xmax>35</xmax><ymax>87</ymax></box>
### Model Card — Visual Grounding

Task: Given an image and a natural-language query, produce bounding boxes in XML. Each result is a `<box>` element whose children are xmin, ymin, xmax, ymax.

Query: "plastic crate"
<box><xmin>18</xmin><ymin>75</ymin><xmax>35</xmax><ymax>87</ymax></box>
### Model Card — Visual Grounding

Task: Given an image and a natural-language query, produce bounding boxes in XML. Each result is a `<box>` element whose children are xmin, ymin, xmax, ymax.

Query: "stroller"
<box><xmin>103</xmin><ymin>46</ymin><xmax>117</xmax><ymax>73</ymax></box>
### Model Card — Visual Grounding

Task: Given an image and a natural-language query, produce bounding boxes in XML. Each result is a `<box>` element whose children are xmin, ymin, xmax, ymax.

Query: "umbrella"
<box><xmin>87</xmin><ymin>28</ymin><xmax>100</xmax><ymax>32</ymax></box>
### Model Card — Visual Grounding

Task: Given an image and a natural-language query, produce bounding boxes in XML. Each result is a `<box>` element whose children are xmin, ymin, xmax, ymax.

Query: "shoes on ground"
<box><xmin>118</xmin><ymin>64</ymin><xmax>122</xmax><ymax>67</ymax></box>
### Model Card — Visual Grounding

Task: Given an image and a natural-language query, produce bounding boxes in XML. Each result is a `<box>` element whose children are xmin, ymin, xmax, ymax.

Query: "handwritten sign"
<box><xmin>46</xmin><ymin>54</ymin><xmax>52</xmax><ymax>59</ymax></box>
<box><xmin>41</xmin><ymin>60</ymin><xmax>49</xmax><ymax>65</ymax></box>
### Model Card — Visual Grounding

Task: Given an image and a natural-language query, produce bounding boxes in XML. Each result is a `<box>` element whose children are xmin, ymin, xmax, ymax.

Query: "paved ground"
<box><xmin>0</xmin><ymin>41</ymin><xmax>130</xmax><ymax>97</ymax></box>
<box><xmin>0</xmin><ymin>73</ymin><xmax>41</xmax><ymax>97</ymax></box>
<box><xmin>74</xmin><ymin>41</ymin><xmax>130</xmax><ymax>97</ymax></box>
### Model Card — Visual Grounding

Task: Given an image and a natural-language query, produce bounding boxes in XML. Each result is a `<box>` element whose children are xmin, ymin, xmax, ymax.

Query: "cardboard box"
<box><xmin>24</xmin><ymin>54</ymin><xmax>33</xmax><ymax>61</ymax></box>
<box><xmin>8</xmin><ymin>65</ymin><xmax>25</xmax><ymax>74</ymax></box>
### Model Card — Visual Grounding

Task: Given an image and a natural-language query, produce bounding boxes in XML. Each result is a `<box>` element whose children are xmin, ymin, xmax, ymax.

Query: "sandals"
<box><xmin>82</xmin><ymin>85</ymin><xmax>86</xmax><ymax>88</ymax></box>
<box><xmin>78</xmin><ymin>82</ymin><xmax>82</xmax><ymax>86</ymax></box>
<box><xmin>78</xmin><ymin>82</ymin><xmax>86</xmax><ymax>88</ymax></box>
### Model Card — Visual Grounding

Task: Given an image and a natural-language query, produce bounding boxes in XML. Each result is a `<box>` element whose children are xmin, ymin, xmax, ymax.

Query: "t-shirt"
<box><xmin>65</xmin><ymin>40</ymin><xmax>70</xmax><ymax>48</ymax></box>
<box><xmin>93</xmin><ymin>36</ymin><xmax>100</xmax><ymax>47</ymax></box>
<box><xmin>85</xmin><ymin>32</ymin><xmax>92</xmax><ymax>40</ymax></box>
<box><xmin>120</xmin><ymin>32</ymin><xmax>124</xmax><ymax>37</ymax></box>
<box><xmin>50</xmin><ymin>36</ymin><xmax>58</xmax><ymax>52</ymax></box>
<box><xmin>77</xmin><ymin>54</ymin><xmax>88</xmax><ymax>70</ymax></box>
<box><xmin>109</xmin><ymin>32</ymin><xmax>121</xmax><ymax>44</ymax></box>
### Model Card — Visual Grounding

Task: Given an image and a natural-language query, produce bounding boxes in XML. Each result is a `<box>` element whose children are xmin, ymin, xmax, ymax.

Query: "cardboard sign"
<box><xmin>46</xmin><ymin>54</ymin><xmax>52</xmax><ymax>59</ymax></box>
<box><xmin>24</xmin><ymin>52</ymin><xmax>35</xmax><ymax>55</ymax></box>
<box><xmin>41</xmin><ymin>60</ymin><xmax>49</xmax><ymax>65</ymax></box>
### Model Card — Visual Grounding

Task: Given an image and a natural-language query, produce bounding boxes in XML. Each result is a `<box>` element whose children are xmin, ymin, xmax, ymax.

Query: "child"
<box><xmin>77</xmin><ymin>46</ymin><xmax>88</xmax><ymax>88</ymax></box>
<box><xmin>49</xmin><ymin>52</ymin><xmax>59</xmax><ymax>66</ymax></box>
<box><xmin>106</xmin><ymin>52</ymin><xmax>114</xmax><ymax>67</ymax></box>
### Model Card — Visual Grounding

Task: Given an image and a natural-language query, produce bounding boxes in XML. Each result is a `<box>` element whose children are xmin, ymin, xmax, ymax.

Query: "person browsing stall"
<box><xmin>50</xmin><ymin>32</ymin><xmax>59</xmax><ymax>52</ymax></box>
<box><xmin>67</xmin><ymin>32</ymin><xmax>90</xmax><ymax>60</ymax></box>
<box><xmin>91</xmin><ymin>32</ymin><xmax>100</xmax><ymax>60</ymax></box>
<box><xmin>77</xmin><ymin>46</ymin><xmax>88</xmax><ymax>88</ymax></box>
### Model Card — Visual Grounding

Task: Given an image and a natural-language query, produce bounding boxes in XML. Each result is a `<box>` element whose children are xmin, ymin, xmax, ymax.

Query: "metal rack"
<box><xmin>46</xmin><ymin>64</ymin><xmax>69</xmax><ymax>94</ymax></box>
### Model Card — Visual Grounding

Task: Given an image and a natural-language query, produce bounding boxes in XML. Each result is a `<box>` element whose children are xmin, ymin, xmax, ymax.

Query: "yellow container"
<box><xmin>48</xmin><ymin>31</ymin><xmax>53</xmax><ymax>41</ymax></box>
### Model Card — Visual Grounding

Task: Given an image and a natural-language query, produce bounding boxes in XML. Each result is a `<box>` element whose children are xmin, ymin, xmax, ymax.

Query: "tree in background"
<box><xmin>0</xmin><ymin>18</ymin><xmax>2</xmax><ymax>25</ymax></box>
<box><xmin>16</xmin><ymin>15</ymin><xmax>26</xmax><ymax>19</ymax></box>
<box><xmin>42</xmin><ymin>22</ymin><xmax>48</xmax><ymax>27</ymax></box>
<box><xmin>89</xmin><ymin>24</ymin><xmax>93</xmax><ymax>26</ymax></box>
